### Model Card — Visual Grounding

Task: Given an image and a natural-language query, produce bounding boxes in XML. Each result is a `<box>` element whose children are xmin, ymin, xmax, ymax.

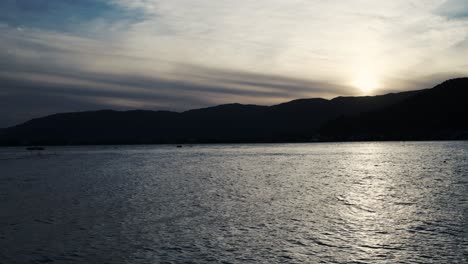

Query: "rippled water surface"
<box><xmin>1</xmin><ymin>142</ymin><xmax>467</xmax><ymax>263</ymax></box>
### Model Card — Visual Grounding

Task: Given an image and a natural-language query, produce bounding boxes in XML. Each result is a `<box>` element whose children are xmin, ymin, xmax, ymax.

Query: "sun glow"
<box><xmin>352</xmin><ymin>74</ymin><xmax>379</xmax><ymax>94</ymax></box>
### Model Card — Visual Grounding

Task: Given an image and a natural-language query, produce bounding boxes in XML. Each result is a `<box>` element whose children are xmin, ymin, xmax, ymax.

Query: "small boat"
<box><xmin>26</xmin><ymin>147</ymin><xmax>45</xmax><ymax>151</ymax></box>
<box><xmin>176</xmin><ymin>145</ymin><xmax>183</xmax><ymax>148</ymax></box>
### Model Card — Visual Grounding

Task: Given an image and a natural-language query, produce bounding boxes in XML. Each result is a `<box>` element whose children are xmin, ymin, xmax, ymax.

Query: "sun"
<box><xmin>352</xmin><ymin>74</ymin><xmax>379</xmax><ymax>94</ymax></box>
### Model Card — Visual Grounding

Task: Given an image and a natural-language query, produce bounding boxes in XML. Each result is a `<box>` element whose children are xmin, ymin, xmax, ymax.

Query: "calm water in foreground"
<box><xmin>0</xmin><ymin>142</ymin><xmax>467</xmax><ymax>263</ymax></box>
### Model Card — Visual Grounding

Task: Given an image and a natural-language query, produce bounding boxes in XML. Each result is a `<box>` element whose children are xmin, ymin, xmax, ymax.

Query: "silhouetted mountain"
<box><xmin>0</xmin><ymin>78</ymin><xmax>466</xmax><ymax>145</ymax></box>
<box><xmin>320</xmin><ymin>78</ymin><xmax>468</xmax><ymax>141</ymax></box>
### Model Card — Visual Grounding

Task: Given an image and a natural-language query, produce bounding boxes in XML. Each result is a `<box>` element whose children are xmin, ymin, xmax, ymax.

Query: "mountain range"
<box><xmin>1</xmin><ymin>78</ymin><xmax>467</xmax><ymax>145</ymax></box>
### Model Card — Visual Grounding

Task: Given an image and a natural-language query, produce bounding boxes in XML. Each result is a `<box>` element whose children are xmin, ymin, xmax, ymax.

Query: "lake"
<box><xmin>1</xmin><ymin>142</ymin><xmax>467</xmax><ymax>263</ymax></box>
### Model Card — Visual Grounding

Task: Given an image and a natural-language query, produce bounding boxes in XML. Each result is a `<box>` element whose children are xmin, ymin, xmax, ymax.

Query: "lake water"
<box><xmin>1</xmin><ymin>142</ymin><xmax>467</xmax><ymax>263</ymax></box>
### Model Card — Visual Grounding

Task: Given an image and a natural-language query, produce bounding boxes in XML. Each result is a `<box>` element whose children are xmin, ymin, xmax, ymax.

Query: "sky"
<box><xmin>1</xmin><ymin>0</ymin><xmax>468</xmax><ymax>127</ymax></box>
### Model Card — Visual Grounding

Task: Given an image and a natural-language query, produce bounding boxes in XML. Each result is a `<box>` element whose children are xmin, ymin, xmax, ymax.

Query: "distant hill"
<box><xmin>0</xmin><ymin>78</ymin><xmax>467</xmax><ymax>145</ymax></box>
<box><xmin>320</xmin><ymin>78</ymin><xmax>468</xmax><ymax>141</ymax></box>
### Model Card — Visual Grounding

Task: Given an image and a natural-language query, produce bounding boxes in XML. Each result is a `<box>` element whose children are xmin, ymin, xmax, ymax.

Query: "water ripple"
<box><xmin>0</xmin><ymin>142</ymin><xmax>467</xmax><ymax>263</ymax></box>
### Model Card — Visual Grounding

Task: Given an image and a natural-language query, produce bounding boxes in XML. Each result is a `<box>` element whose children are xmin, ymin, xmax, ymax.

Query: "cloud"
<box><xmin>0</xmin><ymin>25</ymin><xmax>353</xmax><ymax>126</ymax></box>
<box><xmin>1</xmin><ymin>0</ymin><xmax>468</xmax><ymax>126</ymax></box>
<box><xmin>102</xmin><ymin>0</ymin><xmax>468</xmax><ymax>89</ymax></box>
<box><xmin>0</xmin><ymin>65</ymin><xmax>344</xmax><ymax>126</ymax></box>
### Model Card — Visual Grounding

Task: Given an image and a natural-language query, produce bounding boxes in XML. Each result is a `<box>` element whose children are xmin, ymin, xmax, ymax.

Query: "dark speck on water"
<box><xmin>0</xmin><ymin>142</ymin><xmax>467</xmax><ymax>263</ymax></box>
<box><xmin>26</xmin><ymin>147</ymin><xmax>45</xmax><ymax>151</ymax></box>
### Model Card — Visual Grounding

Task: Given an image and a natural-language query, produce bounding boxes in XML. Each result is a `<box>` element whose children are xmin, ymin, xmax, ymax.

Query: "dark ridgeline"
<box><xmin>0</xmin><ymin>78</ymin><xmax>467</xmax><ymax>145</ymax></box>
<box><xmin>320</xmin><ymin>78</ymin><xmax>468</xmax><ymax>140</ymax></box>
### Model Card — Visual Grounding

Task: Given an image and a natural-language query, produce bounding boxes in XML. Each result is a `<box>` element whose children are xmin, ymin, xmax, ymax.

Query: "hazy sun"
<box><xmin>352</xmin><ymin>74</ymin><xmax>379</xmax><ymax>94</ymax></box>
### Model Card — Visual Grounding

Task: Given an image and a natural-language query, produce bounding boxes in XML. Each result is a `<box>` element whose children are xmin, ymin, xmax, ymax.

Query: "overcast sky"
<box><xmin>1</xmin><ymin>0</ymin><xmax>468</xmax><ymax>127</ymax></box>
